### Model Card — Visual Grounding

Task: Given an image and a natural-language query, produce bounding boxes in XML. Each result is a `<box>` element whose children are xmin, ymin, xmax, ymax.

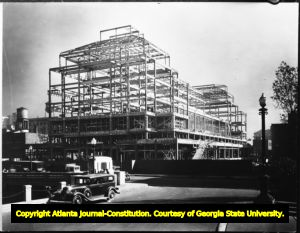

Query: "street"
<box><xmin>2</xmin><ymin>175</ymin><xmax>296</xmax><ymax>232</ymax></box>
<box><xmin>113</xmin><ymin>175</ymin><xmax>260</xmax><ymax>204</ymax></box>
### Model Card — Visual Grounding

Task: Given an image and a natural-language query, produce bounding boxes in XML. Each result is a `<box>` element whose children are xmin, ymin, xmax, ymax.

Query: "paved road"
<box><xmin>113</xmin><ymin>175</ymin><xmax>260</xmax><ymax>204</ymax></box>
<box><xmin>2</xmin><ymin>175</ymin><xmax>297</xmax><ymax>231</ymax></box>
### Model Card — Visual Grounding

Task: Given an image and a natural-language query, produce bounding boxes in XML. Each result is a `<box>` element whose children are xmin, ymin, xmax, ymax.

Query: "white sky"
<box><xmin>2</xmin><ymin>2</ymin><xmax>298</xmax><ymax>141</ymax></box>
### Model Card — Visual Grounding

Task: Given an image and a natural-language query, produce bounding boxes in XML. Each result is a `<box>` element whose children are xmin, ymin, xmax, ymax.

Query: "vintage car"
<box><xmin>46</xmin><ymin>174</ymin><xmax>119</xmax><ymax>204</ymax></box>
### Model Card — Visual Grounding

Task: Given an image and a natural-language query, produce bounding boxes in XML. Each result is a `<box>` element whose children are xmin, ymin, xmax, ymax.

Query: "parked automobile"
<box><xmin>65</xmin><ymin>163</ymin><xmax>84</xmax><ymax>173</ymax></box>
<box><xmin>46</xmin><ymin>174</ymin><xmax>120</xmax><ymax>204</ymax></box>
<box><xmin>3</xmin><ymin>160</ymin><xmax>46</xmax><ymax>172</ymax></box>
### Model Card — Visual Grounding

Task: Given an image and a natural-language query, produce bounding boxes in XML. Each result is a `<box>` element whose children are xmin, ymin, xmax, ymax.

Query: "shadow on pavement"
<box><xmin>129</xmin><ymin>176</ymin><xmax>259</xmax><ymax>190</ymax></box>
<box><xmin>113</xmin><ymin>195</ymin><xmax>257</xmax><ymax>204</ymax></box>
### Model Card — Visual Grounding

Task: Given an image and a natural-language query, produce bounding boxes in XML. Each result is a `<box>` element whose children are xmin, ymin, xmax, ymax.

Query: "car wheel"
<box><xmin>107</xmin><ymin>190</ymin><xmax>116</xmax><ymax>201</ymax></box>
<box><xmin>73</xmin><ymin>195</ymin><xmax>83</xmax><ymax>204</ymax></box>
<box><xmin>84</xmin><ymin>189</ymin><xmax>92</xmax><ymax>198</ymax></box>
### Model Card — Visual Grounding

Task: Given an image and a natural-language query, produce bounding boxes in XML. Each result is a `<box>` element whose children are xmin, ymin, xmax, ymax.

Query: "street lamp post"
<box><xmin>88</xmin><ymin>138</ymin><xmax>104</xmax><ymax>173</ymax></box>
<box><xmin>256</xmin><ymin>94</ymin><xmax>274</xmax><ymax>204</ymax></box>
<box><xmin>28</xmin><ymin>146</ymin><xmax>33</xmax><ymax>171</ymax></box>
<box><xmin>259</xmin><ymin>93</ymin><xmax>268</xmax><ymax>165</ymax></box>
<box><xmin>90</xmin><ymin>138</ymin><xmax>97</xmax><ymax>174</ymax></box>
<box><xmin>86</xmin><ymin>153</ymin><xmax>90</xmax><ymax>174</ymax></box>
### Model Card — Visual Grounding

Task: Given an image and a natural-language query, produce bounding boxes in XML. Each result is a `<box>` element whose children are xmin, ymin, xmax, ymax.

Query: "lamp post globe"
<box><xmin>259</xmin><ymin>93</ymin><xmax>266</xmax><ymax>108</ymax></box>
<box><xmin>91</xmin><ymin>138</ymin><xmax>97</xmax><ymax>146</ymax></box>
<box><xmin>28</xmin><ymin>146</ymin><xmax>33</xmax><ymax>171</ymax></box>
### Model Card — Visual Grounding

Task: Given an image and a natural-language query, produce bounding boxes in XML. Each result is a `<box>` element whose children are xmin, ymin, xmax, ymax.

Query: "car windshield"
<box><xmin>74</xmin><ymin>178</ymin><xmax>91</xmax><ymax>185</ymax></box>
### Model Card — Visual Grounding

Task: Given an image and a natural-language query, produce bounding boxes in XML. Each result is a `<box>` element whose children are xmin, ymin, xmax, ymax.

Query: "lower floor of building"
<box><xmin>3</xmin><ymin>137</ymin><xmax>246</xmax><ymax>172</ymax></box>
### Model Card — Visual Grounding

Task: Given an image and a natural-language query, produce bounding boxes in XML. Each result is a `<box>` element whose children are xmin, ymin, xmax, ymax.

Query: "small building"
<box><xmin>29</xmin><ymin>117</ymin><xmax>49</xmax><ymax>135</ymax></box>
<box><xmin>2</xmin><ymin>107</ymin><xmax>49</xmax><ymax>161</ymax></box>
<box><xmin>2</xmin><ymin>131</ymin><xmax>48</xmax><ymax>161</ymax></box>
<box><xmin>2</xmin><ymin>113</ymin><xmax>17</xmax><ymax>130</ymax></box>
<box><xmin>271</xmin><ymin>111</ymin><xmax>297</xmax><ymax>160</ymax></box>
<box><xmin>252</xmin><ymin>129</ymin><xmax>272</xmax><ymax>160</ymax></box>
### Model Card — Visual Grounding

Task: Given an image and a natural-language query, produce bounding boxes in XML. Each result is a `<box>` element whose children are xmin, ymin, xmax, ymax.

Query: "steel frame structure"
<box><xmin>47</xmin><ymin>26</ymin><xmax>247</xmax><ymax>167</ymax></box>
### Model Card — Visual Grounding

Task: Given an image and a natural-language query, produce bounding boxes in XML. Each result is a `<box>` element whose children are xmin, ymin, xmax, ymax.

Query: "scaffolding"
<box><xmin>47</xmin><ymin>26</ymin><xmax>247</xmax><ymax>166</ymax></box>
<box><xmin>193</xmin><ymin>84</ymin><xmax>247</xmax><ymax>139</ymax></box>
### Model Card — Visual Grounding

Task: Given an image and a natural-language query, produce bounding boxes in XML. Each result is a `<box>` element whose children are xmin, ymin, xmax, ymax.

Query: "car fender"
<box><xmin>112</xmin><ymin>187</ymin><xmax>120</xmax><ymax>194</ymax></box>
<box><xmin>83</xmin><ymin>188</ymin><xmax>92</xmax><ymax>198</ymax></box>
<box><xmin>73</xmin><ymin>191</ymin><xmax>91</xmax><ymax>201</ymax></box>
<box><xmin>106</xmin><ymin>186</ymin><xmax>120</xmax><ymax>196</ymax></box>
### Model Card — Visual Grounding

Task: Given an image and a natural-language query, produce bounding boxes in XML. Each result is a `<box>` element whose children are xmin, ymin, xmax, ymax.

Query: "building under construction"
<box><xmin>47</xmin><ymin>26</ymin><xmax>247</xmax><ymax>169</ymax></box>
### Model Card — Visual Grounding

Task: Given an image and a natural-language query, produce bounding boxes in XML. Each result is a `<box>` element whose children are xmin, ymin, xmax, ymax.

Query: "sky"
<box><xmin>1</xmin><ymin>2</ymin><xmax>298</xmax><ymax>141</ymax></box>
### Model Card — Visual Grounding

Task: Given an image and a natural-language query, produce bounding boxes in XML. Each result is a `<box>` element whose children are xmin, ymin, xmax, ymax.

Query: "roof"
<box><xmin>253</xmin><ymin>129</ymin><xmax>271</xmax><ymax>139</ymax></box>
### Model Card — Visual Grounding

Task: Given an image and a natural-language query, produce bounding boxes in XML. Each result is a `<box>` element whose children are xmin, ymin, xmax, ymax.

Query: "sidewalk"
<box><xmin>2</xmin><ymin>198</ymin><xmax>49</xmax><ymax>213</ymax></box>
<box><xmin>131</xmin><ymin>174</ymin><xmax>259</xmax><ymax>180</ymax></box>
